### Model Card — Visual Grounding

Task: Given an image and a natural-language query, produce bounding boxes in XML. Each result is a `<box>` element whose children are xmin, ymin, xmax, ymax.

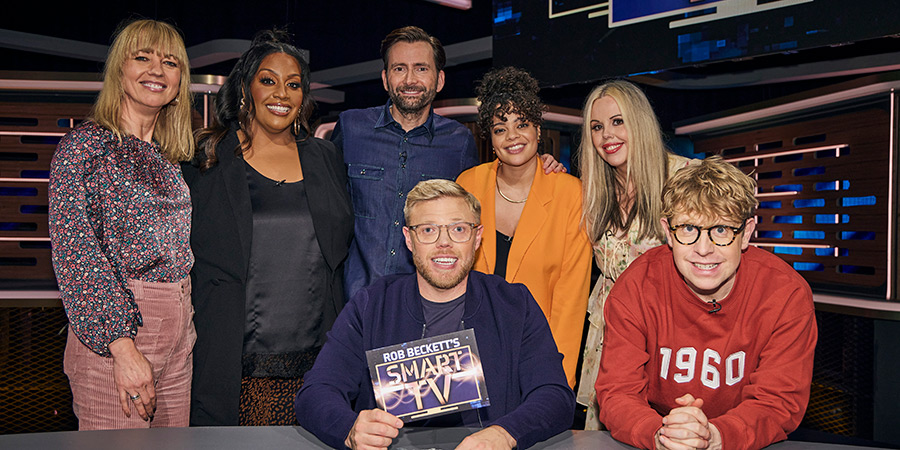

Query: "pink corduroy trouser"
<box><xmin>64</xmin><ymin>277</ymin><xmax>196</xmax><ymax>430</ymax></box>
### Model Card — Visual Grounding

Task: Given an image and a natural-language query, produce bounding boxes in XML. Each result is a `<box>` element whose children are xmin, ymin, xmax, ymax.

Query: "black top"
<box><xmin>417</xmin><ymin>292</ymin><xmax>467</xmax><ymax>427</ymax></box>
<box><xmin>243</xmin><ymin>162</ymin><xmax>328</xmax><ymax>377</ymax></box>
<box><xmin>494</xmin><ymin>231</ymin><xmax>513</xmax><ymax>279</ymax></box>
<box><xmin>421</xmin><ymin>293</ymin><xmax>466</xmax><ymax>338</ymax></box>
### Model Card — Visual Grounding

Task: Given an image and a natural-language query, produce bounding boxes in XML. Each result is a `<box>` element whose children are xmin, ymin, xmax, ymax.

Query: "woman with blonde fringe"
<box><xmin>50</xmin><ymin>19</ymin><xmax>196</xmax><ymax>429</ymax></box>
<box><xmin>576</xmin><ymin>80</ymin><xmax>696</xmax><ymax>429</ymax></box>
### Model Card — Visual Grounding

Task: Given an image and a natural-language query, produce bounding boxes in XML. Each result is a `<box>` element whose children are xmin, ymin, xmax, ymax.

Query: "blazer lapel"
<box><xmin>506</xmin><ymin>162</ymin><xmax>551</xmax><ymax>281</ymax></box>
<box><xmin>217</xmin><ymin>130</ymin><xmax>253</xmax><ymax>268</ymax></box>
<box><xmin>300</xmin><ymin>140</ymin><xmax>347</xmax><ymax>271</ymax></box>
<box><xmin>479</xmin><ymin>162</ymin><xmax>499</xmax><ymax>273</ymax></box>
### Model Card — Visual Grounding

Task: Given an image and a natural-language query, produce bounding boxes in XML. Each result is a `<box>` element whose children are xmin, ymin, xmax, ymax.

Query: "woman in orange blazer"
<box><xmin>456</xmin><ymin>67</ymin><xmax>591</xmax><ymax>388</ymax></box>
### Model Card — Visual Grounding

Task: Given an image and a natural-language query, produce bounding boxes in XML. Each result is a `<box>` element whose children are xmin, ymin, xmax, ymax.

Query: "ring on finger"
<box><xmin>130</xmin><ymin>393</ymin><xmax>141</xmax><ymax>400</ymax></box>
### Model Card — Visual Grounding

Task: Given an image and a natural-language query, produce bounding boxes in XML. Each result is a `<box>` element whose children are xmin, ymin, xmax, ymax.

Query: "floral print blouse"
<box><xmin>49</xmin><ymin>121</ymin><xmax>193</xmax><ymax>357</ymax></box>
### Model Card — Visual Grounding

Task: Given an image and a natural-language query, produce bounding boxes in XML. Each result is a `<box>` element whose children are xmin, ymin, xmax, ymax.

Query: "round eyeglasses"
<box><xmin>668</xmin><ymin>221</ymin><xmax>748</xmax><ymax>247</ymax></box>
<box><xmin>407</xmin><ymin>222</ymin><xmax>480</xmax><ymax>244</ymax></box>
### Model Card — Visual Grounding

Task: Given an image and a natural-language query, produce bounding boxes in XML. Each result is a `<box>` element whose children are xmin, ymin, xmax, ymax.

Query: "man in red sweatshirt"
<box><xmin>595</xmin><ymin>156</ymin><xmax>817</xmax><ymax>450</ymax></box>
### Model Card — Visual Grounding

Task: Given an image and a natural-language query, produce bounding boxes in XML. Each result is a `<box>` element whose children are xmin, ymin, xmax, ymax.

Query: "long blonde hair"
<box><xmin>91</xmin><ymin>19</ymin><xmax>194</xmax><ymax>163</ymax></box>
<box><xmin>578</xmin><ymin>80</ymin><xmax>670</xmax><ymax>242</ymax></box>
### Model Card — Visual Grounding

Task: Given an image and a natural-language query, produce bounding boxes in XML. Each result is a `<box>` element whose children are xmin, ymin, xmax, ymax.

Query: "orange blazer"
<box><xmin>457</xmin><ymin>160</ymin><xmax>591</xmax><ymax>387</ymax></box>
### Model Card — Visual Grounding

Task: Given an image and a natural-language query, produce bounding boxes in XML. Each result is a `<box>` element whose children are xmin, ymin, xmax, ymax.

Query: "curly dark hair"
<box><xmin>195</xmin><ymin>28</ymin><xmax>315</xmax><ymax>171</ymax></box>
<box><xmin>475</xmin><ymin>66</ymin><xmax>546</xmax><ymax>140</ymax></box>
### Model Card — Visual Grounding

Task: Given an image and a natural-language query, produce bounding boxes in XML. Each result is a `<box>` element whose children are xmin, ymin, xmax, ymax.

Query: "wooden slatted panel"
<box><xmin>693</xmin><ymin>108</ymin><xmax>890</xmax><ymax>297</ymax></box>
<box><xmin>1</xmin><ymin>102</ymin><xmax>91</xmax><ymax>285</ymax></box>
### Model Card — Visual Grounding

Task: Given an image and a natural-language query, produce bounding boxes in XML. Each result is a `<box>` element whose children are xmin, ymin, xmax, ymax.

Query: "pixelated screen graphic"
<box><xmin>610</xmin><ymin>0</ymin><xmax>728</xmax><ymax>26</ymax></box>
<box><xmin>493</xmin><ymin>0</ymin><xmax>900</xmax><ymax>87</ymax></box>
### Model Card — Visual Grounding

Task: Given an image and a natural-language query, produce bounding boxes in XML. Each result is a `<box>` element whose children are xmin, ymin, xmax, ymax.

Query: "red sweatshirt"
<box><xmin>595</xmin><ymin>245</ymin><xmax>816</xmax><ymax>449</ymax></box>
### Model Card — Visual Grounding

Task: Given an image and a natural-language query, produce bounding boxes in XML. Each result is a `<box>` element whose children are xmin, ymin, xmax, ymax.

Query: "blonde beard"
<box><xmin>412</xmin><ymin>249</ymin><xmax>475</xmax><ymax>291</ymax></box>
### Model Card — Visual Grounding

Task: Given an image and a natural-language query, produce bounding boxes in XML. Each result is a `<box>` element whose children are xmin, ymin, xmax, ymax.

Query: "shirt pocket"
<box><xmin>347</xmin><ymin>164</ymin><xmax>385</xmax><ymax>219</ymax></box>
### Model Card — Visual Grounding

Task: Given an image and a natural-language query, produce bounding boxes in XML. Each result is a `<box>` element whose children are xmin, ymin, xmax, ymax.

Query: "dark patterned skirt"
<box><xmin>238</xmin><ymin>349</ymin><xmax>319</xmax><ymax>426</ymax></box>
<box><xmin>238</xmin><ymin>376</ymin><xmax>305</xmax><ymax>426</ymax></box>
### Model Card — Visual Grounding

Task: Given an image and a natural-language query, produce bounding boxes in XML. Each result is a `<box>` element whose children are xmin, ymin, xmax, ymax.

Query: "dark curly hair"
<box><xmin>476</xmin><ymin>66</ymin><xmax>546</xmax><ymax>140</ymax></box>
<box><xmin>195</xmin><ymin>28</ymin><xmax>315</xmax><ymax>171</ymax></box>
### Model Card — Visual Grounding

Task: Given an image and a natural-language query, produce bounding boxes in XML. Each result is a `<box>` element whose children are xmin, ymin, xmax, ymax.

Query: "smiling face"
<box><xmin>382</xmin><ymin>41</ymin><xmax>445</xmax><ymax>116</ymax></box>
<box><xmin>663</xmin><ymin>214</ymin><xmax>755</xmax><ymax>302</ymax></box>
<box><xmin>121</xmin><ymin>49</ymin><xmax>181</xmax><ymax>117</ymax></box>
<box><xmin>248</xmin><ymin>52</ymin><xmax>304</xmax><ymax>138</ymax></box>
<box><xmin>490</xmin><ymin>111</ymin><xmax>540</xmax><ymax>168</ymax></box>
<box><xmin>590</xmin><ymin>95</ymin><xmax>629</xmax><ymax>177</ymax></box>
<box><xmin>403</xmin><ymin>196</ymin><xmax>483</xmax><ymax>302</ymax></box>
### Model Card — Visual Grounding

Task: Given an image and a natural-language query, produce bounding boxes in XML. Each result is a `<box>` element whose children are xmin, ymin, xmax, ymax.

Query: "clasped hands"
<box><xmin>345</xmin><ymin>409</ymin><xmax>516</xmax><ymax>450</ymax></box>
<box><xmin>655</xmin><ymin>394</ymin><xmax>722</xmax><ymax>450</ymax></box>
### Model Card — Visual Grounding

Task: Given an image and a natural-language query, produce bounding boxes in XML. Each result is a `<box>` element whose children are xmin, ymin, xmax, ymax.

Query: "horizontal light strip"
<box><xmin>0</xmin><ymin>290</ymin><xmax>59</xmax><ymax>300</ymax></box>
<box><xmin>0</xmin><ymin>131</ymin><xmax>66</xmax><ymax>137</ymax></box>
<box><xmin>674</xmin><ymin>79</ymin><xmax>900</xmax><ymax>135</ymax></box>
<box><xmin>0</xmin><ymin>177</ymin><xmax>48</xmax><ymax>183</ymax></box>
<box><xmin>757</xmin><ymin>191</ymin><xmax>799</xmax><ymax>198</ymax></box>
<box><xmin>724</xmin><ymin>144</ymin><xmax>847</xmax><ymax>163</ymax></box>
<box><xmin>0</xmin><ymin>237</ymin><xmax>50</xmax><ymax>241</ymax></box>
<box><xmin>751</xmin><ymin>242</ymin><xmax>831</xmax><ymax>249</ymax></box>
<box><xmin>813</xmin><ymin>293</ymin><xmax>900</xmax><ymax>313</ymax></box>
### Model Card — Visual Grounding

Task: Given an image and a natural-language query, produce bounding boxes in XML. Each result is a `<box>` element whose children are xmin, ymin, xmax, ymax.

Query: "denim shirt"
<box><xmin>333</xmin><ymin>100</ymin><xmax>478</xmax><ymax>299</ymax></box>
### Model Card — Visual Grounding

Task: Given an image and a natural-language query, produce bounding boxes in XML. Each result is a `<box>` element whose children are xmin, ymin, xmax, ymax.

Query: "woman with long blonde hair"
<box><xmin>576</xmin><ymin>80</ymin><xmax>695</xmax><ymax>429</ymax></box>
<box><xmin>50</xmin><ymin>19</ymin><xmax>196</xmax><ymax>429</ymax></box>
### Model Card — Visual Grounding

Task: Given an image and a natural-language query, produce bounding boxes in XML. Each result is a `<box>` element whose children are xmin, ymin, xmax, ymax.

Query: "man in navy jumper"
<box><xmin>296</xmin><ymin>179</ymin><xmax>574</xmax><ymax>449</ymax></box>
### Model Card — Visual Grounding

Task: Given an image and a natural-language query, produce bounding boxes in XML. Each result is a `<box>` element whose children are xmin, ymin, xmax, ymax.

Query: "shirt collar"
<box><xmin>375</xmin><ymin>99</ymin><xmax>437</xmax><ymax>141</ymax></box>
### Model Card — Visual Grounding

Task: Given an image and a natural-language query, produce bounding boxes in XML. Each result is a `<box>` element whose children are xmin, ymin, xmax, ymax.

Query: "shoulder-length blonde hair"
<box><xmin>578</xmin><ymin>80</ymin><xmax>670</xmax><ymax>242</ymax></box>
<box><xmin>91</xmin><ymin>19</ymin><xmax>194</xmax><ymax>163</ymax></box>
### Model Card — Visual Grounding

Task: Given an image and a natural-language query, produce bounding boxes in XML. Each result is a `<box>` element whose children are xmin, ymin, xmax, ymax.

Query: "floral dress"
<box><xmin>577</xmin><ymin>154</ymin><xmax>694</xmax><ymax>430</ymax></box>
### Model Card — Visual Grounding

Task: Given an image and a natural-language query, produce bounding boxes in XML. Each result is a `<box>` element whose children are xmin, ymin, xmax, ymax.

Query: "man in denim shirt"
<box><xmin>333</xmin><ymin>26</ymin><xmax>479</xmax><ymax>299</ymax></box>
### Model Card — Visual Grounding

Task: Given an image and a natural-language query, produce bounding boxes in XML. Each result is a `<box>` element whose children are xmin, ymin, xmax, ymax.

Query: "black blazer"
<box><xmin>182</xmin><ymin>127</ymin><xmax>353</xmax><ymax>426</ymax></box>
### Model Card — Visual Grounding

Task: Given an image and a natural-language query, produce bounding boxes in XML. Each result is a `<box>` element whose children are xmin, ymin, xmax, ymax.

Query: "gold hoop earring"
<box><xmin>292</xmin><ymin>115</ymin><xmax>302</xmax><ymax>136</ymax></box>
<box><xmin>240</xmin><ymin>97</ymin><xmax>246</xmax><ymax>110</ymax></box>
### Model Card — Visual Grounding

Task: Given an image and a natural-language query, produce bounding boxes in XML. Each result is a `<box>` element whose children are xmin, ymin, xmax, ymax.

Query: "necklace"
<box><xmin>496</xmin><ymin>182</ymin><xmax>528</xmax><ymax>203</ymax></box>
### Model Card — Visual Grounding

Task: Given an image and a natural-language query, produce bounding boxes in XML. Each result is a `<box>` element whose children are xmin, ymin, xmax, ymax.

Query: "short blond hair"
<box><xmin>91</xmin><ymin>19</ymin><xmax>194</xmax><ymax>163</ymax></box>
<box><xmin>662</xmin><ymin>156</ymin><xmax>758</xmax><ymax>223</ymax></box>
<box><xmin>404</xmin><ymin>179</ymin><xmax>481</xmax><ymax>224</ymax></box>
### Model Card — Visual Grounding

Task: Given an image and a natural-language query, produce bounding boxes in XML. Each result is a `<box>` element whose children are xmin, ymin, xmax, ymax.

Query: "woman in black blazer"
<box><xmin>182</xmin><ymin>30</ymin><xmax>352</xmax><ymax>426</ymax></box>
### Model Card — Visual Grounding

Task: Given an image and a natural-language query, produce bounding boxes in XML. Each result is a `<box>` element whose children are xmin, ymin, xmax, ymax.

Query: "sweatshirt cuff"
<box><xmin>633</xmin><ymin>414</ymin><xmax>664</xmax><ymax>449</ymax></box>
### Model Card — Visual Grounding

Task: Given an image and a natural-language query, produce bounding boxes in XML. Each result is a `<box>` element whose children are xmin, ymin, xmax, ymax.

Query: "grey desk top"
<box><xmin>0</xmin><ymin>426</ymin><xmax>883</xmax><ymax>449</ymax></box>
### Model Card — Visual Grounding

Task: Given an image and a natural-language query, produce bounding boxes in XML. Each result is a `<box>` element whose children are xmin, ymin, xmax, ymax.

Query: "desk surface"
<box><xmin>0</xmin><ymin>426</ymin><xmax>883</xmax><ymax>449</ymax></box>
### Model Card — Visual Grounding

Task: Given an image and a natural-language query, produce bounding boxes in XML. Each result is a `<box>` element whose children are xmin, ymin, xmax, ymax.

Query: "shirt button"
<box><xmin>394</xmin><ymin>221</ymin><xmax>400</xmax><ymax>226</ymax></box>
<box><xmin>398</xmin><ymin>192</ymin><xmax>403</xmax><ymax>197</ymax></box>
<box><xmin>390</xmin><ymin>249</ymin><xmax>396</xmax><ymax>256</ymax></box>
